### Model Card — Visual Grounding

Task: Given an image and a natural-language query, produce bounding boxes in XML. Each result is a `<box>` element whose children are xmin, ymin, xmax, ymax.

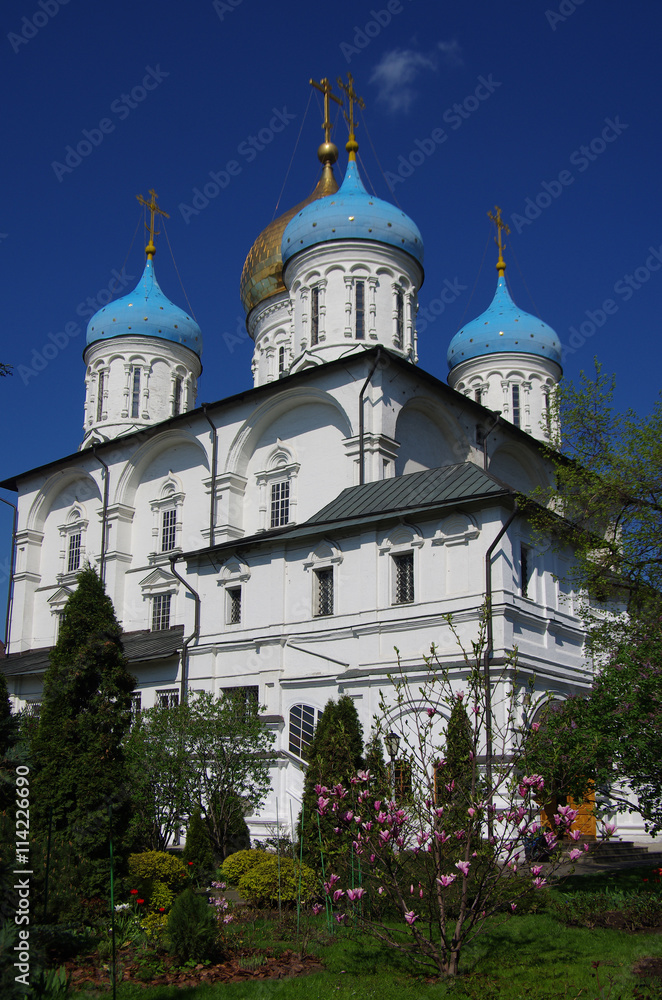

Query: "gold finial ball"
<box><xmin>318</xmin><ymin>141</ymin><xmax>339</xmax><ymax>165</ymax></box>
<box><xmin>346</xmin><ymin>137</ymin><xmax>359</xmax><ymax>155</ymax></box>
<box><xmin>145</xmin><ymin>241</ymin><xmax>157</xmax><ymax>256</ymax></box>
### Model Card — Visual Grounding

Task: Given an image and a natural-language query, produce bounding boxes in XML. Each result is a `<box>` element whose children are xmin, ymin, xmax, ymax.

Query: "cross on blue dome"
<box><xmin>86</xmin><ymin>258</ymin><xmax>203</xmax><ymax>357</ymax></box>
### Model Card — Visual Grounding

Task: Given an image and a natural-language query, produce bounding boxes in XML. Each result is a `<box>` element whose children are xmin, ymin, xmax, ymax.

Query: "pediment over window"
<box><xmin>139</xmin><ymin>567</ymin><xmax>177</xmax><ymax>593</ymax></box>
<box><xmin>303</xmin><ymin>538</ymin><xmax>343</xmax><ymax>569</ymax></box>
<box><xmin>218</xmin><ymin>556</ymin><xmax>251</xmax><ymax>584</ymax></box>
<box><xmin>48</xmin><ymin>586</ymin><xmax>74</xmax><ymax>608</ymax></box>
<box><xmin>432</xmin><ymin>513</ymin><xmax>479</xmax><ymax>547</ymax></box>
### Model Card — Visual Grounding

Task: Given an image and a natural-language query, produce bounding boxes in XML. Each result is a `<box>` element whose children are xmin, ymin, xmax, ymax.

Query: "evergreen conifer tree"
<box><xmin>31</xmin><ymin>566</ymin><xmax>136</xmax><ymax>920</ymax></box>
<box><xmin>364</xmin><ymin>730</ymin><xmax>390</xmax><ymax>801</ymax></box>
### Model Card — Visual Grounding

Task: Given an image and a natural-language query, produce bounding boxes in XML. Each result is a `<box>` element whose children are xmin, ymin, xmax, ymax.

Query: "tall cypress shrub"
<box><xmin>31</xmin><ymin>566</ymin><xmax>136</xmax><ymax>920</ymax></box>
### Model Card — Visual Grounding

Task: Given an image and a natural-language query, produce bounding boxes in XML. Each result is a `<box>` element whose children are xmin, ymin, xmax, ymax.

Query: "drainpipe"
<box><xmin>0</xmin><ymin>497</ymin><xmax>17</xmax><ymax>653</ymax></box>
<box><xmin>169</xmin><ymin>554</ymin><xmax>201</xmax><ymax>705</ymax></box>
<box><xmin>483</xmin><ymin>504</ymin><xmax>519</xmax><ymax>838</ymax></box>
<box><xmin>359</xmin><ymin>349</ymin><xmax>382</xmax><ymax>485</ymax></box>
<box><xmin>93</xmin><ymin>447</ymin><xmax>110</xmax><ymax>585</ymax></box>
<box><xmin>201</xmin><ymin>405</ymin><xmax>218</xmax><ymax>548</ymax></box>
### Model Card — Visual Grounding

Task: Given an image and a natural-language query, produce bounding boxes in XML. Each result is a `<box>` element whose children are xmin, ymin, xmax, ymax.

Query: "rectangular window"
<box><xmin>512</xmin><ymin>384</ymin><xmax>521</xmax><ymax>428</ymax></box>
<box><xmin>270</xmin><ymin>480</ymin><xmax>290</xmax><ymax>528</ymax></box>
<box><xmin>395</xmin><ymin>290</ymin><xmax>404</xmax><ymax>349</ymax></box>
<box><xmin>156</xmin><ymin>688</ymin><xmax>179</xmax><ymax>709</ymax></box>
<box><xmin>474</xmin><ymin>388</ymin><xmax>482</xmax><ymax>405</ymax></box>
<box><xmin>131</xmin><ymin>367</ymin><xmax>141</xmax><ymax>419</ymax></box>
<box><xmin>521</xmin><ymin>544</ymin><xmax>532</xmax><ymax>599</ymax></box>
<box><xmin>130</xmin><ymin>692</ymin><xmax>142</xmax><ymax>726</ymax></box>
<box><xmin>227</xmin><ymin>586</ymin><xmax>242</xmax><ymax>624</ymax></box>
<box><xmin>222</xmin><ymin>686</ymin><xmax>258</xmax><ymax>719</ymax></box>
<box><xmin>393</xmin><ymin>552</ymin><xmax>414</xmax><ymax>604</ymax></box>
<box><xmin>314</xmin><ymin>567</ymin><xmax>333</xmax><ymax>616</ymax></box>
<box><xmin>152</xmin><ymin>593</ymin><xmax>171</xmax><ymax>631</ymax></box>
<box><xmin>289</xmin><ymin>703</ymin><xmax>317</xmax><ymax>758</ymax></box>
<box><xmin>278</xmin><ymin>346</ymin><xmax>286</xmax><ymax>375</ymax></box>
<box><xmin>161</xmin><ymin>508</ymin><xmax>177</xmax><ymax>552</ymax></box>
<box><xmin>172</xmin><ymin>376</ymin><xmax>183</xmax><ymax>416</ymax></box>
<box><xmin>96</xmin><ymin>371</ymin><xmax>105</xmax><ymax>422</ymax></box>
<box><xmin>355</xmin><ymin>281</ymin><xmax>365</xmax><ymax>340</ymax></box>
<box><xmin>310</xmin><ymin>286</ymin><xmax>319</xmax><ymax>346</ymax></box>
<box><xmin>67</xmin><ymin>532</ymin><xmax>81</xmax><ymax>573</ymax></box>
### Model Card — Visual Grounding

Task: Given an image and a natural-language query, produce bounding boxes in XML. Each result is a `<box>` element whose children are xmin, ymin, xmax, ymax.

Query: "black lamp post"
<box><xmin>384</xmin><ymin>731</ymin><xmax>400</xmax><ymax>799</ymax></box>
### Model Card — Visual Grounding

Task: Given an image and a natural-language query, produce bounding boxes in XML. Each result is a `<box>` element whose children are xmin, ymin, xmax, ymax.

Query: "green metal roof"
<box><xmin>308</xmin><ymin>463</ymin><xmax>508</xmax><ymax>525</ymax></box>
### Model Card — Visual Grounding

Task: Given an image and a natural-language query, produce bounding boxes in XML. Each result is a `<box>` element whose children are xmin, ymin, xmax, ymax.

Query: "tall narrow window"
<box><xmin>278</xmin><ymin>346</ymin><xmax>286</xmax><ymax>375</ymax></box>
<box><xmin>355</xmin><ymin>281</ymin><xmax>365</xmax><ymax>340</ymax></box>
<box><xmin>310</xmin><ymin>285</ymin><xmax>320</xmax><ymax>346</ymax></box>
<box><xmin>520</xmin><ymin>544</ymin><xmax>532</xmax><ymax>598</ymax></box>
<box><xmin>289</xmin><ymin>704</ymin><xmax>317</xmax><ymax>759</ymax></box>
<box><xmin>227</xmin><ymin>586</ymin><xmax>242</xmax><ymax>624</ymax></box>
<box><xmin>172</xmin><ymin>376</ymin><xmax>183</xmax><ymax>416</ymax></box>
<box><xmin>131</xmin><ymin>367</ymin><xmax>141</xmax><ymax>419</ymax></box>
<box><xmin>223</xmin><ymin>686</ymin><xmax>258</xmax><ymax>719</ymax></box>
<box><xmin>96</xmin><ymin>371</ymin><xmax>105</xmax><ymax>422</ymax></box>
<box><xmin>152</xmin><ymin>593</ymin><xmax>171</xmax><ymax>631</ymax></box>
<box><xmin>161</xmin><ymin>508</ymin><xmax>177</xmax><ymax>552</ymax></box>
<box><xmin>474</xmin><ymin>387</ymin><xmax>482</xmax><ymax>405</ymax></box>
<box><xmin>512</xmin><ymin>384</ymin><xmax>521</xmax><ymax>428</ymax></box>
<box><xmin>314</xmin><ymin>568</ymin><xmax>333</xmax><ymax>616</ymax></box>
<box><xmin>130</xmin><ymin>692</ymin><xmax>142</xmax><ymax>728</ymax></box>
<box><xmin>270</xmin><ymin>480</ymin><xmax>290</xmax><ymax>528</ymax></box>
<box><xmin>156</xmin><ymin>688</ymin><xmax>179</xmax><ymax>709</ymax></box>
<box><xmin>393</xmin><ymin>552</ymin><xmax>414</xmax><ymax>604</ymax></box>
<box><xmin>395</xmin><ymin>290</ymin><xmax>404</xmax><ymax>349</ymax></box>
<box><xmin>67</xmin><ymin>532</ymin><xmax>81</xmax><ymax>573</ymax></box>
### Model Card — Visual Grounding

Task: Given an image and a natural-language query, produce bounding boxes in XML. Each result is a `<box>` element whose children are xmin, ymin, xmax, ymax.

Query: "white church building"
<box><xmin>2</xmin><ymin>90</ymin><xmax>639</xmax><ymax>843</ymax></box>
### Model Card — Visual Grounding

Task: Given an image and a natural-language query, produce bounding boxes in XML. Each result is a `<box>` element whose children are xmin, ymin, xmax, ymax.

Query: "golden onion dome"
<box><xmin>240</xmin><ymin>160</ymin><xmax>338</xmax><ymax>316</ymax></box>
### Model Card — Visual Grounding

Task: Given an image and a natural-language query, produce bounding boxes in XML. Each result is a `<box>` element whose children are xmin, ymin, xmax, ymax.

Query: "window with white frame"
<box><xmin>67</xmin><ymin>532</ymin><xmax>82</xmax><ymax>573</ymax></box>
<box><xmin>278</xmin><ymin>345</ymin><xmax>286</xmax><ymax>376</ymax></box>
<box><xmin>355</xmin><ymin>280</ymin><xmax>365</xmax><ymax>339</ymax></box>
<box><xmin>161</xmin><ymin>508</ymin><xmax>177</xmax><ymax>552</ymax></box>
<box><xmin>152</xmin><ymin>593</ymin><xmax>171</xmax><ymax>631</ymax></box>
<box><xmin>58</xmin><ymin>507</ymin><xmax>88</xmax><ymax>582</ymax></box>
<box><xmin>393</xmin><ymin>551</ymin><xmax>414</xmax><ymax>604</ymax></box>
<box><xmin>270</xmin><ymin>480</ymin><xmax>290</xmax><ymax>528</ymax></box>
<box><xmin>310</xmin><ymin>285</ymin><xmax>320</xmax><ymax>346</ymax></box>
<box><xmin>131</xmin><ymin>366</ymin><xmax>141</xmax><ymax>419</ymax></box>
<box><xmin>226</xmin><ymin>586</ymin><xmax>242</xmax><ymax>624</ymax></box>
<box><xmin>156</xmin><ymin>688</ymin><xmax>179</xmax><ymax>709</ymax></box>
<box><xmin>394</xmin><ymin>289</ymin><xmax>404</xmax><ymax>349</ymax></box>
<box><xmin>289</xmin><ymin>703</ymin><xmax>318</xmax><ymax>759</ymax></box>
<box><xmin>314</xmin><ymin>567</ymin><xmax>333</xmax><ymax>616</ymax></box>
<box><xmin>150</xmin><ymin>480</ymin><xmax>184</xmax><ymax>559</ymax></box>
<box><xmin>222</xmin><ymin>686</ymin><xmax>258</xmax><ymax>718</ymax></box>
<box><xmin>512</xmin><ymin>384</ymin><xmax>521</xmax><ymax>428</ymax></box>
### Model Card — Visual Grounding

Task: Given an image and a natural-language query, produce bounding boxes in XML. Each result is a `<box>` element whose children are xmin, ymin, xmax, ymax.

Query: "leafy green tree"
<box><xmin>0</xmin><ymin>364</ymin><xmax>11</xmax><ymax>378</ymax></box>
<box><xmin>298</xmin><ymin>695</ymin><xmax>364</xmax><ymax>868</ymax></box>
<box><xmin>30</xmin><ymin>566</ymin><xmax>136</xmax><ymax>919</ymax></box>
<box><xmin>128</xmin><ymin>689</ymin><xmax>274</xmax><ymax>862</ymax></box>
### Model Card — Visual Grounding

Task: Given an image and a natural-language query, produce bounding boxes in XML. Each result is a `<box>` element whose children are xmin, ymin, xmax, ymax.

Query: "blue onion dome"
<box><xmin>240</xmin><ymin>160</ymin><xmax>339</xmax><ymax>315</ymax></box>
<box><xmin>281</xmin><ymin>158</ymin><xmax>424</xmax><ymax>271</ymax></box>
<box><xmin>86</xmin><ymin>258</ymin><xmax>203</xmax><ymax>357</ymax></box>
<box><xmin>447</xmin><ymin>274</ymin><xmax>562</xmax><ymax>371</ymax></box>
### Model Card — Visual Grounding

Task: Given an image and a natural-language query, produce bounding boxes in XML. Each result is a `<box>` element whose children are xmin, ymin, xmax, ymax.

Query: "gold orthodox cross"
<box><xmin>488</xmin><ymin>205</ymin><xmax>510</xmax><ymax>275</ymax></box>
<box><xmin>310</xmin><ymin>77</ymin><xmax>343</xmax><ymax>145</ymax></box>
<box><xmin>337</xmin><ymin>73</ymin><xmax>365</xmax><ymax>157</ymax></box>
<box><xmin>136</xmin><ymin>189</ymin><xmax>170</xmax><ymax>259</ymax></box>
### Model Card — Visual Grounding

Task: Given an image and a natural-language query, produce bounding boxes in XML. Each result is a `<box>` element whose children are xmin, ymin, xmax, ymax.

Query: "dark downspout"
<box><xmin>484</xmin><ymin>504</ymin><xmax>519</xmax><ymax>838</ymax></box>
<box><xmin>482</xmin><ymin>410</ymin><xmax>502</xmax><ymax>471</ymax></box>
<box><xmin>0</xmin><ymin>497</ymin><xmax>17</xmax><ymax>653</ymax></box>
<box><xmin>359</xmin><ymin>349</ymin><xmax>382</xmax><ymax>486</ymax></box>
<box><xmin>169</xmin><ymin>554</ymin><xmax>201</xmax><ymax>705</ymax></box>
<box><xmin>201</xmin><ymin>405</ymin><xmax>218</xmax><ymax>549</ymax></box>
<box><xmin>93</xmin><ymin>447</ymin><xmax>110</xmax><ymax>585</ymax></box>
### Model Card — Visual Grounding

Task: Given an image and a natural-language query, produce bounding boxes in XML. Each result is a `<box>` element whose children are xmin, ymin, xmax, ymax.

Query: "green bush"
<box><xmin>182</xmin><ymin>809</ymin><xmax>215</xmax><ymax>884</ymax></box>
<box><xmin>237</xmin><ymin>856</ymin><xmax>317</xmax><ymax>908</ymax></box>
<box><xmin>166</xmin><ymin>888</ymin><xmax>218</xmax><ymax>963</ymax></box>
<box><xmin>128</xmin><ymin>850</ymin><xmax>188</xmax><ymax>911</ymax></box>
<box><xmin>220</xmin><ymin>849</ymin><xmax>272</xmax><ymax>886</ymax></box>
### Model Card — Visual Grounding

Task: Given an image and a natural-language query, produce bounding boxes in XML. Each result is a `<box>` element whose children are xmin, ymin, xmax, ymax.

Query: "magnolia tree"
<box><xmin>312</xmin><ymin>612</ymin><xmax>606</xmax><ymax>977</ymax></box>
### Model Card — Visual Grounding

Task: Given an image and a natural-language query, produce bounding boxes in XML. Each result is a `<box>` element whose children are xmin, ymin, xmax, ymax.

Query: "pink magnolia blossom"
<box><xmin>369</xmin><ymin>853</ymin><xmax>376</xmax><ymax>863</ymax></box>
<box><xmin>532</xmin><ymin>877</ymin><xmax>547</xmax><ymax>889</ymax></box>
<box><xmin>311</xmin><ymin>903</ymin><xmax>324</xmax><ymax>915</ymax></box>
<box><xmin>569</xmin><ymin>829</ymin><xmax>581</xmax><ymax>841</ymax></box>
<box><xmin>568</xmin><ymin>849</ymin><xmax>583</xmax><ymax>862</ymax></box>
<box><xmin>404</xmin><ymin>910</ymin><xmax>418</xmax><ymax>925</ymax></box>
<box><xmin>357</xmin><ymin>769</ymin><xmax>370</xmax><ymax>782</ymax></box>
<box><xmin>455</xmin><ymin>861</ymin><xmax>470</xmax><ymax>877</ymax></box>
<box><xmin>531</xmin><ymin>722</ymin><xmax>540</xmax><ymax>732</ymax></box>
<box><xmin>376</xmin><ymin>811</ymin><xmax>387</xmax><ymax>824</ymax></box>
<box><xmin>379</xmin><ymin>830</ymin><xmax>390</xmax><ymax>843</ymax></box>
<box><xmin>456</xmin><ymin>690</ymin><xmax>465</xmax><ymax>701</ymax></box>
<box><xmin>435</xmin><ymin>806</ymin><xmax>444</xmax><ymax>818</ymax></box>
<box><xmin>347</xmin><ymin>887</ymin><xmax>366</xmax><ymax>902</ymax></box>
<box><xmin>435</xmin><ymin>830</ymin><xmax>449</xmax><ymax>844</ymax></box>
<box><xmin>374</xmin><ymin>800</ymin><xmax>382</xmax><ymax>811</ymax></box>
<box><xmin>419</xmin><ymin>889</ymin><xmax>424</xmax><ymax>898</ymax></box>
<box><xmin>223</xmin><ymin>915</ymin><xmax>233</xmax><ymax>924</ymax></box>
<box><xmin>603</xmin><ymin>822</ymin><xmax>616</xmax><ymax>837</ymax></box>
<box><xmin>335</xmin><ymin>913</ymin><xmax>347</xmax><ymax>924</ymax></box>
<box><xmin>317</xmin><ymin>796</ymin><xmax>330</xmax><ymax>816</ymax></box>
<box><xmin>530</xmin><ymin>865</ymin><xmax>543</xmax><ymax>877</ymax></box>
<box><xmin>426</xmin><ymin>707</ymin><xmax>436</xmax><ymax>717</ymax></box>
<box><xmin>333</xmin><ymin>889</ymin><xmax>345</xmax><ymax>903</ymax></box>
<box><xmin>468</xmin><ymin>807</ymin><xmax>476</xmax><ymax>817</ymax></box>
<box><xmin>378</xmin><ymin>886</ymin><xmax>385</xmax><ymax>895</ymax></box>
<box><xmin>436</xmin><ymin>875</ymin><xmax>456</xmax><ymax>887</ymax></box>
<box><xmin>510</xmin><ymin>903</ymin><xmax>517</xmax><ymax>912</ymax></box>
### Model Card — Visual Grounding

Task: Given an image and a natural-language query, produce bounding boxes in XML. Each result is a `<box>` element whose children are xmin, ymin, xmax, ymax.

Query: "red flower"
<box><xmin>188</xmin><ymin>862</ymin><xmax>194</xmax><ymax>866</ymax></box>
<box><xmin>137</xmin><ymin>898</ymin><xmax>145</xmax><ymax>905</ymax></box>
<box><xmin>130</xmin><ymin>889</ymin><xmax>138</xmax><ymax>895</ymax></box>
<box><xmin>159</xmin><ymin>907</ymin><xmax>165</xmax><ymax>913</ymax></box>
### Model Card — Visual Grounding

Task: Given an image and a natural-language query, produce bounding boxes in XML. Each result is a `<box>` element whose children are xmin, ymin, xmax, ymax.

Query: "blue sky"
<box><xmin>1</xmin><ymin>0</ymin><xmax>661</xmax><ymax>636</ymax></box>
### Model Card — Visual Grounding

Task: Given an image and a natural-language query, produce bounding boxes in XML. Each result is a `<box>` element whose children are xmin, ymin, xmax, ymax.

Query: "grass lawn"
<box><xmin>70</xmin><ymin>868</ymin><xmax>662</xmax><ymax>999</ymax></box>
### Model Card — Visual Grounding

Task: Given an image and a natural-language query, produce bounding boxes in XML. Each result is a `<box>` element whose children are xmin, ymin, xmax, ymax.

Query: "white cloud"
<box><xmin>371</xmin><ymin>41</ymin><xmax>463</xmax><ymax>113</ymax></box>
